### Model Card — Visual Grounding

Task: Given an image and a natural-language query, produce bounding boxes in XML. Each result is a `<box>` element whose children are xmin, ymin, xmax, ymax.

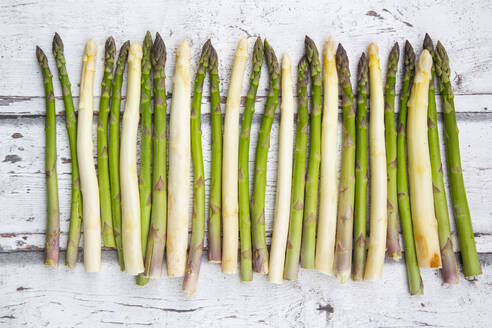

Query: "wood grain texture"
<box><xmin>1</xmin><ymin>0</ymin><xmax>492</xmax><ymax>326</ymax></box>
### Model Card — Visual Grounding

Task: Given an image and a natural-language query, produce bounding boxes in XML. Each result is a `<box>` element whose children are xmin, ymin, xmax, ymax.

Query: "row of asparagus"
<box><xmin>37</xmin><ymin>32</ymin><xmax>481</xmax><ymax>296</ymax></box>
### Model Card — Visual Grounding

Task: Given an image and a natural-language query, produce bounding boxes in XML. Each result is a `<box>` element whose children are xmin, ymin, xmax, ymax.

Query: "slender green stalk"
<box><xmin>333</xmin><ymin>44</ymin><xmax>356</xmax><ymax>282</ymax></box>
<box><xmin>52</xmin><ymin>33</ymin><xmax>83</xmax><ymax>268</ymax></box>
<box><xmin>138</xmin><ymin>33</ymin><xmax>167</xmax><ymax>285</ymax></box>
<box><xmin>238</xmin><ymin>37</ymin><xmax>263</xmax><ymax>280</ymax></box>
<box><xmin>397</xmin><ymin>41</ymin><xmax>423</xmax><ymax>295</ymax></box>
<box><xmin>183</xmin><ymin>40</ymin><xmax>211</xmax><ymax>295</ymax></box>
<box><xmin>284</xmin><ymin>56</ymin><xmax>309</xmax><ymax>280</ymax></box>
<box><xmin>352</xmin><ymin>53</ymin><xmax>368</xmax><ymax>281</ymax></box>
<box><xmin>109</xmin><ymin>40</ymin><xmax>130</xmax><ymax>271</ymax></box>
<box><xmin>300</xmin><ymin>36</ymin><xmax>322</xmax><ymax>269</ymax></box>
<box><xmin>424</xmin><ymin>34</ymin><xmax>459</xmax><ymax>284</ymax></box>
<box><xmin>208</xmin><ymin>43</ymin><xmax>222</xmax><ymax>263</ymax></box>
<box><xmin>251</xmin><ymin>40</ymin><xmax>279</xmax><ymax>274</ymax></box>
<box><xmin>139</xmin><ymin>31</ymin><xmax>153</xmax><ymax>258</ymax></box>
<box><xmin>97</xmin><ymin>37</ymin><xmax>116</xmax><ymax>248</ymax></box>
<box><xmin>384</xmin><ymin>42</ymin><xmax>401</xmax><ymax>260</ymax></box>
<box><xmin>434</xmin><ymin>41</ymin><xmax>482</xmax><ymax>278</ymax></box>
<box><xmin>37</xmin><ymin>46</ymin><xmax>60</xmax><ymax>266</ymax></box>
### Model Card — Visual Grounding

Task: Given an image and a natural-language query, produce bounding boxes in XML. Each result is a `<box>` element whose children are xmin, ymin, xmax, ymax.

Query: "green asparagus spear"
<box><xmin>397</xmin><ymin>41</ymin><xmax>423</xmax><ymax>295</ymax></box>
<box><xmin>301</xmin><ymin>36</ymin><xmax>322</xmax><ymax>269</ymax></box>
<box><xmin>284</xmin><ymin>56</ymin><xmax>309</xmax><ymax>280</ymax></box>
<box><xmin>97</xmin><ymin>37</ymin><xmax>116</xmax><ymax>248</ymax></box>
<box><xmin>208</xmin><ymin>43</ymin><xmax>222</xmax><ymax>263</ymax></box>
<box><xmin>37</xmin><ymin>46</ymin><xmax>60</xmax><ymax>266</ymax></box>
<box><xmin>352</xmin><ymin>53</ymin><xmax>369</xmax><ymax>281</ymax></box>
<box><xmin>109</xmin><ymin>40</ymin><xmax>130</xmax><ymax>271</ymax></box>
<box><xmin>251</xmin><ymin>40</ymin><xmax>279</xmax><ymax>274</ymax></box>
<box><xmin>238</xmin><ymin>37</ymin><xmax>263</xmax><ymax>280</ymax></box>
<box><xmin>434</xmin><ymin>41</ymin><xmax>482</xmax><ymax>278</ymax></box>
<box><xmin>334</xmin><ymin>44</ymin><xmax>356</xmax><ymax>282</ymax></box>
<box><xmin>424</xmin><ymin>34</ymin><xmax>459</xmax><ymax>284</ymax></box>
<box><xmin>384</xmin><ymin>42</ymin><xmax>402</xmax><ymax>260</ymax></box>
<box><xmin>52</xmin><ymin>33</ymin><xmax>83</xmax><ymax>268</ymax></box>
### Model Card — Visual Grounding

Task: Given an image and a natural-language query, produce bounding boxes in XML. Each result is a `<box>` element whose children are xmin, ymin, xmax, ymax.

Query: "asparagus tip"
<box><xmin>423</xmin><ymin>33</ymin><xmax>434</xmax><ymax>52</ymax></box>
<box><xmin>151</xmin><ymin>33</ymin><xmax>166</xmax><ymax>68</ymax></box>
<box><xmin>208</xmin><ymin>43</ymin><xmax>218</xmax><ymax>70</ymax></box>
<box><xmin>52</xmin><ymin>32</ymin><xmax>64</xmax><ymax>55</ymax></box>
<box><xmin>105</xmin><ymin>36</ymin><xmax>116</xmax><ymax>56</ymax></box>
<box><xmin>335</xmin><ymin>44</ymin><xmax>348</xmax><ymax>65</ymax></box>
<box><xmin>357</xmin><ymin>52</ymin><xmax>368</xmax><ymax>77</ymax></box>
<box><xmin>36</xmin><ymin>46</ymin><xmax>47</xmax><ymax>65</ymax></box>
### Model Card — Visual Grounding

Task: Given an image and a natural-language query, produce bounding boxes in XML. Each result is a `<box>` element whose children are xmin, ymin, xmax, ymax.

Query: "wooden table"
<box><xmin>1</xmin><ymin>0</ymin><xmax>491</xmax><ymax>326</ymax></box>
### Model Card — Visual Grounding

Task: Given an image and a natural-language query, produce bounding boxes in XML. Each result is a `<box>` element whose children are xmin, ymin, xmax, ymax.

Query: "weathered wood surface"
<box><xmin>1</xmin><ymin>0</ymin><xmax>492</xmax><ymax>327</ymax></box>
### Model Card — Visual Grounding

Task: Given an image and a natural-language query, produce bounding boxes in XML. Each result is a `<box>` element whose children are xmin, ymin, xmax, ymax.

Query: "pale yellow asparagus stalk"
<box><xmin>167</xmin><ymin>40</ymin><xmax>192</xmax><ymax>276</ymax></box>
<box><xmin>407</xmin><ymin>50</ymin><xmax>442</xmax><ymax>269</ymax></box>
<box><xmin>315</xmin><ymin>38</ymin><xmax>338</xmax><ymax>275</ymax></box>
<box><xmin>77</xmin><ymin>39</ymin><xmax>101</xmax><ymax>272</ymax></box>
<box><xmin>222</xmin><ymin>38</ymin><xmax>248</xmax><ymax>274</ymax></box>
<box><xmin>364</xmin><ymin>43</ymin><xmax>387</xmax><ymax>280</ymax></box>
<box><xmin>268</xmin><ymin>54</ymin><xmax>294</xmax><ymax>283</ymax></box>
<box><xmin>120</xmin><ymin>42</ymin><xmax>144</xmax><ymax>275</ymax></box>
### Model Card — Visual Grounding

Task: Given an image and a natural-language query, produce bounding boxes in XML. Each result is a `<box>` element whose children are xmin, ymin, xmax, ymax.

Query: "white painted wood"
<box><xmin>1</xmin><ymin>0</ymin><xmax>491</xmax><ymax>326</ymax></box>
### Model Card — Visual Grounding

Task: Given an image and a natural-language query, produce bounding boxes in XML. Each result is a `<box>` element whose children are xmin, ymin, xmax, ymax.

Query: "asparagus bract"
<box><xmin>97</xmin><ymin>37</ymin><xmax>116</xmax><ymax>248</ymax></box>
<box><xmin>109</xmin><ymin>41</ymin><xmax>130</xmax><ymax>270</ymax></box>
<box><xmin>364</xmin><ymin>43</ymin><xmax>387</xmax><ymax>280</ymax></box>
<box><xmin>251</xmin><ymin>40</ymin><xmax>280</xmax><ymax>274</ymax></box>
<box><xmin>315</xmin><ymin>38</ymin><xmax>338</xmax><ymax>276</ymax></box>
<box><xmin>52</xmin><ymin>34</ymin><xmax>83</xmax><ymax>268</ymax></box>
<box><xmin>222</xmin><ymin>38</ymin><xmax>248</xmax><ymax>274</ymax></box>
<box><xmin>167</xmin><ymin>40</ymin><xmax>192</xmax><ymax>277</ymax></box>
<box><xmin>384</xmin><ymin>43</ymin><xmax>402</xmax><ymax>260</ymax></box>
<box><xmin>397</xmin><ymin>41</ymin><xmax>424</xmax><ymax>295</ymax></box>
<box><xmin>407</xmin><ymin>50</ymin><xmax>442</xmax><ymax>269</ymax></box>
<box><xmin>424</xmin><ymin>35</ymin><xmax>459</xmax><ymax>283</ymax></box>
<box><xmin>334</xmin><ymin>44</ymin><xmax>356</xmax><ymax>283</ymax></box>
<box><xmin>238</xmin><ymin>37</ymin><xmax>263</xmax><ymax>280</ymax></box>
<box><xmin>301</xmin><ymin>36</ymin><xmax>322</xmax><ymax>269</ymax></box>
<box><xmin>268</xmin><ymin>53</ymin><xmax>294</xmax><ymax>283</ymax></box>
<box><xmin>183</xmin><ymin>40</ymin><xmax>211</xmax><ymax>295</ymax></box>
<box><xmin>434</xmin><ymin>41</ymin><xmax>482</xmax><ymax>278</ymax></box>
<box><xmin>352</xmin><ymin>52</ymin><xmax>368</xmax><ymax>281</ymax></box>
<box><xmin>283</xmin><ymin>56</ymin><xmax>309</xmax><ymax>280</ymax></box>
<box><xmin>36</xmin><ymin>46</ymin><xmax>60</xmax><ymax>266</ymax></box>
<box><xmin>77</xmin><ymin>39</ymin><xmax>101</xmax><ymax>272</ymax></box>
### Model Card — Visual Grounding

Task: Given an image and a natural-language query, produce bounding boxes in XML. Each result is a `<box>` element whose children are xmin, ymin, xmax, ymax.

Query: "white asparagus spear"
<box><xmin>120</xmin><ymin>42</ymin><xmax>144</xmax><ymax>275</ymax></box>
<box><xmin>222</xmin><ymin>38</ymin><xmax>248</xmax><ymax>274</ymax></box>
<box><xmin>77</xmin><ymin>39</ymin><xmax>101</xmax><ymax>272</ymax></box>
<box><xmin>364</xmin><ymin>43</ymin><xmax>387</xmax><ymax>280</ymax></box>
<box><xmin>166</xmin><ymin>40</ymin><xmax>192</xmax><ymax>277</ymax></box>
<box><xmin>315</xmin><ymin>38</ymin><xmax>339</xmax><ymax>275</ymax></box>
<box><xmin>268</xmin><ymin>54</ymin><xmax>295</xmax><ymax>283</ymax></box>
<box><xmin>407</xmin><ymin>50</ymin><xmax>442</xmax><ymax>268</ymax></box>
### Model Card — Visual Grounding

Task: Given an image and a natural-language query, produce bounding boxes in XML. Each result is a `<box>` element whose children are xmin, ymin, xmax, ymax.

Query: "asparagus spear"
<box><xmin>183</xmin><ymin>40</ymin><xmax>211</xmax><ymax>295</ymax></box>
<box><xmin>384</xmin><ymin>43</ymin><xmax>402</xmax><ymax>260</ymax></box>
<box><xmin>364</xmin><ymin>43</ymin><xmax>387</xmax><ymax>280</ymax></box>
<box><xmin>434</xmin><ymin>41</ymin><xmax>482</xmax><ymax>278</ymax></box>
<box><xmin>222</xmin><ymin>38</ymin><xmax>248</xmax><ymax>274</ymax></box>
<box><xmin>301</xmin><ymin>36</ymin><xmax>322</xmax><ymax>269</ymax></box>
<box><xmin>315</xmin><ymin>38</ymin><xmax>338</xmax><ymax>276</ymax></box>
<box><xmin>36</xmin><ymin>46</ymin><xmax>60</xmax><ymax>266</ymax></box>
<box><xmin>334</xmin><ymin>44</ymin><xmax>356</xmax><ymax>283</ymax></box>
<box><xmin>97</xmin><ymin>37</ymin><xmax>116</xmax><ymax>248</ymax></box>
<box><xmin>283</xmin><ymin>56</ymin><xmax>309</xmax><ymax>280</ymax></box>
<box><xmin>109</xmin><ymin>41</ymin><xmax>130</xmax><ymax>271</ymax></box>
<box><xmin>208</xmin><ymin>44</ymin><xmax>223</xmax><ymax>263</ymax></box>
<box><xmin>52</xmin><ymin>33</ymin><xmax>83</xmax><ymax>268</ymax></box>
<box><xmin>139</xmin><ymin>33</ymin><xmax>167</xmax><ymax>286</ymax></box>
<box><xmin>269</xmin><ymin>53</ymin><xmax>294</xmax><ymax>283</ymax></box>
<box><xmin>352</xmin><ymin>52</ymin><xmax>368</xmax><ymax>281</ymax></box>
<box><xmin>398</xmin><ymin>41</ymin><xmax>424</xmax><ymax>295</ymax></box>
<box><xmin>251</xmin><ymin>39</ymin><xmax>279</xmax><ymax>274</ymax></box>
<box><xmin>407</xmin><ymin>49</ymin><xmax>442</xmax><ymax>269</ymax></box>
<box><xmin>238</xmin><ymin>37</ymin><xmax>263</xmax><ymax>280</ymax></box>
<box><xmin>424</xmin><ymin>34</ymin><xmax>459</xmax><ymax>284</ymax></box>
<box><xmin>78</xmin><ymin>39</ymin><xmax>101</xmax><ymax>272</ymax></box>
<box><xmin>139</xmin><ymin>31</ymin><xmax>153</xmax><ymax>256</ymax></box>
